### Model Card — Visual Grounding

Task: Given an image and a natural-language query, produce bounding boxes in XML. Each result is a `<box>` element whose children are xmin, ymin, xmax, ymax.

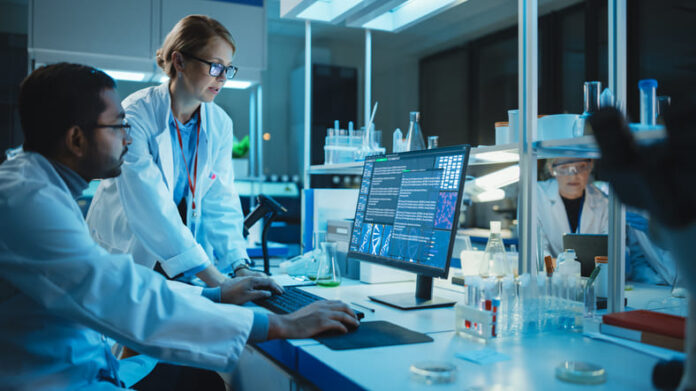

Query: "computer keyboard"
<box><xmin>254</xmin><ymin>286</ymin><xmax>364</xmax><ymax>320</ymax></box>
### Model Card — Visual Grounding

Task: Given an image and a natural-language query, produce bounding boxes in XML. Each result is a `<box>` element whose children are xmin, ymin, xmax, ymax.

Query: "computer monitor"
<box><xmin>348</xmin><ymin>145</ymin><xmax>471</xmax><ymax>310</ymax></box>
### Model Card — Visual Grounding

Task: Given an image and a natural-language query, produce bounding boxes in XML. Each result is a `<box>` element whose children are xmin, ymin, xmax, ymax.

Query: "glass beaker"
<box><xmin>305</xmin><ymin>231</ymin><xmax>326</xmax><ymax>281</ymax></box>
<box><xmin>316</xmin><ymin>242</ymin><xmax>341</xmax><ymax>287</ymax></box>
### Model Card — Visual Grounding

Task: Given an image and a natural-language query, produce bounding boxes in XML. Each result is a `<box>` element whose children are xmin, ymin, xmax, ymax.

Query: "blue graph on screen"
<box><xmin>434</xmin><ymin>192</ymin><xmax>458</xmax><ymax>229</ymax></box>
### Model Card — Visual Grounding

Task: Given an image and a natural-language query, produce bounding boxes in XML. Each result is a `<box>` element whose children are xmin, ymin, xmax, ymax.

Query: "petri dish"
<box><xmin>555</xmin><ymin>361</ymin><xmax>606</xmax><ymax>384</ymax></box>
<box><xmin>410</xmin><ymin>361</ymin><xmax>457</xmax><ymax>384</ymax></box>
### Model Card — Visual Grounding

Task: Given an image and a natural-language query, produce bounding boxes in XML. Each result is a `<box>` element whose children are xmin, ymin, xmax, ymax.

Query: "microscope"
<box><xmin>243</xmin><ymin>194</ymin><xmax>288</xmax><ymax>275</ymax></box>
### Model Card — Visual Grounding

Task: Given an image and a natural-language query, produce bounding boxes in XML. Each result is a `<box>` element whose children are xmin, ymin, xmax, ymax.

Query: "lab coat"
<box><xmin>536</xmin><ymin>179</ymin><xmax>609</xmax><ymax>257</ymax></box>
<box><xmin>86</xmin><ymin>83</ymin><xmax>248</xmax><ymax>278</ymax></box>
<box><xmin>0</xmin><ymin>152</ymin><xmax>253</xmax><ymax>390</ymax></box>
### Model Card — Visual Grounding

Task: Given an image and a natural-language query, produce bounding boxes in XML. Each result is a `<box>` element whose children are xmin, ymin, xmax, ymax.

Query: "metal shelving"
<box><xmin>533</xmin><ymin>129</ymin><xmax>665</xmax><ymax>158</ymax></box>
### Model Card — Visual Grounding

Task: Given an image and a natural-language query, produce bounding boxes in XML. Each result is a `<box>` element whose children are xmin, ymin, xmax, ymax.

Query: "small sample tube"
<box><xmin>638</xmin><ymin>79</ymin><xmax>658</xmax><ymax>126</ymax></box>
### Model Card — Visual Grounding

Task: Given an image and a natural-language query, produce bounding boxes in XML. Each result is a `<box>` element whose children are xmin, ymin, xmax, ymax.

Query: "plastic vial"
<box><xmin>392</xmin><ymin>128</ymin><xmax>403</xmax><ymax>153</ymax></box>
<box><xmin>479</xmin><ymin>221</ymin><xmax>509</xmax><ymax>279</ymax></box>
<box><xmin>427</xmin><ymin>136</ymin><xmax>439</xmax><ymax>150</ymax></box>
<box><xmin>405</xmin><ymin>112</ymin><xmax>426</xmax><ymax>152</ymax></box>
<box><xmin>639</xmin><ymin>79</ymin><xmax>658</xmax><ymax>126</ymax></box>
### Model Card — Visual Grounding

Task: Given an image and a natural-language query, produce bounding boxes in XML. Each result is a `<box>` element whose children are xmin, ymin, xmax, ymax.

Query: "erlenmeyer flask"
<box><xmin>316</xmin><ymin>242</ymin><xmax>341</xmax><ymax>287</ymax></box>
<box><xmin>405</xmin><ymin>112</ymin><xmax>426</xmax><ymax>152</ymax></box>
<box><xmin>479</xmin><ymin>221</ymin><xmax>510</xmax><ymax>279</ymax></box>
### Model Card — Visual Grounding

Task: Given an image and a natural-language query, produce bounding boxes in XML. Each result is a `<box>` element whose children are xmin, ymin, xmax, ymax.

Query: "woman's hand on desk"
<box><xmin>219</xmin><ymin>276</ymin><xmax>284</xmax><ymax>305</ymax></box>
<box><xmin>267</xmin><ymin>301</ymin><xmax>360</xmax><ymax>339</ymax></box>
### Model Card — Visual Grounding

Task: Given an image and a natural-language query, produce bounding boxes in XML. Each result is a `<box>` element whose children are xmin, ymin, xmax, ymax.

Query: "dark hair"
<box><xmin>19</xmin><ymin>62</ymin><xmax>116</xmax><ymax>155</ymax></box>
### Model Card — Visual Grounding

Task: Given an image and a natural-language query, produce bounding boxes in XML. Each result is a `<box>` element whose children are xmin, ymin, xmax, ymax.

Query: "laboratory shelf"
<box><xmin>308</xmin><ymin>162</ymin><xmax>364</xmax><ymax>175</ymax></box>
<box><xmin>469</xmin><ymin>143</ymin><xmax>519</xmax><ymax>165</ymax></box>
<box><xmin>533</xmin><ymin>129</ymin><xmax>666</xmax><ymax>159</ymax></box>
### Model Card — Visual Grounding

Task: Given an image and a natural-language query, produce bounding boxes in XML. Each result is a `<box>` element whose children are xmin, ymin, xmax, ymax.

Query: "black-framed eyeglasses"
<box><xmin>182</xmin><ymin>52</ymin><xmax>238</xmax><ymax>80</ymax></box>
<box><xmin>94</xmin><ymin>118</ymin><xmax>131</xmax><ymax>136</ymax></box>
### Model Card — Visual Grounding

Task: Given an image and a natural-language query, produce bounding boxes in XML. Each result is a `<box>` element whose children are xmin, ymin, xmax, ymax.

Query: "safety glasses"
<box><xmin>552</xmin><ymin>159</ymin><xmax>592</xmax><ymax>176</ymax></box>
<box><xmin>182</xmin><ymin>52</ymin><xmax>238</xmax><ymax>80</ymax></box>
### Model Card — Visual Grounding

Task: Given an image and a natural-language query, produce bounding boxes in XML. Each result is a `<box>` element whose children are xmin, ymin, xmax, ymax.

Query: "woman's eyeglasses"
<box><xmin>552</xmin><ymin>160</ymin><xmax>591</xmax><ymax>176</ymax></box>
<box><xmin>182</xmin><ymin>52</ymin><xmax>238</xmax><ymax>80</ymax></box>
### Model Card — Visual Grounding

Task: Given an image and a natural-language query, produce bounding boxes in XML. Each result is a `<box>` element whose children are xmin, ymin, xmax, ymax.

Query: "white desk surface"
<box><xmin>249</xmin><ymin>276</ymin><xmax>672</xmax><ymax>390</ymax></box>
<box><xmin>299</xmin><ymin>330</ymin><xmax>659</xmax><ymax>390</ymax></box>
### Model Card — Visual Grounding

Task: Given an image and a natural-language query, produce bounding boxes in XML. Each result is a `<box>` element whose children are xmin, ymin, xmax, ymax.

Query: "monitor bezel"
<box><xmin>347</xmin><ymin>145</ymin><xmax>471</xmax><ymax>279</ymax></box>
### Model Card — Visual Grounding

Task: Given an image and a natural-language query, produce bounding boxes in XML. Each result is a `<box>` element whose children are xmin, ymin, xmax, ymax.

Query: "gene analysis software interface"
<box><xmin>349</xmin><ymin>151</ymin><xmax>465</xmax><ymax>271</ymax></box>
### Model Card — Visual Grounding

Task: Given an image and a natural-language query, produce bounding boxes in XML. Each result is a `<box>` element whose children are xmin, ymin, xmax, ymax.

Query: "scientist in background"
<box><xmin>536</xmin><ymin>158</ymin><xmax>609</xmax><ymax>257</ymax></box>
<box><xmin>87</xmin><ymin>15</ymin><xmax>261</xmax><ymax>287</ymax></box>
<box><xmin>0</xmin><ymin>63</ymin><xmax>358</xmax><ymax>390</ymax></box>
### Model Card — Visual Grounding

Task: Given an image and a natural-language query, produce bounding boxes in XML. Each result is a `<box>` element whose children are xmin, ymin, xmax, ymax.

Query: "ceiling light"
<box><xmin>281</xmin><ymin>0</ymin><xmax>371</xmax><ymax>23</ymax></box>
<box><xmin>347</xmin><ymin>0</ymin><xmax>467</xmax><ymax>32</ymax></box>
<box><xmin>102</xmin><ymin>69</ymin><xmax>147</xmax><ymax>82</ymax></box>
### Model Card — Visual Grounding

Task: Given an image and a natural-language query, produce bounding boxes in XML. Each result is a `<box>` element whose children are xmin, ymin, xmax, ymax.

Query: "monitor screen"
<box><xmin>348</xmin><ymin>146</ymin><xmax>470</xmax><ymax>279</ymax></box>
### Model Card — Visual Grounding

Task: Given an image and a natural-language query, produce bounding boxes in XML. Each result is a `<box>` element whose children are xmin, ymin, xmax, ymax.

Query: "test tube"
<box><xmin>639</xmin><ymin>79</ymin><xmax>658</xmax><ymax>126</ymax></box>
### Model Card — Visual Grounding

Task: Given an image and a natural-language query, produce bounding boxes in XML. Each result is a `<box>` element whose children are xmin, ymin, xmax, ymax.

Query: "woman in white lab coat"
<box><xmin>536</xmin><ymin>158</ymin><xmax>609</xmax><ymax>257</ymax></box>
<box><xmin>87</xmin><ymin>15</ymin><xmax>261</xmax><ymax>287</ymax></box>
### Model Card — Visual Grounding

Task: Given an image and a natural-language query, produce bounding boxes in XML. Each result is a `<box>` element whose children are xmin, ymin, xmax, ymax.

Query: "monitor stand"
<box><xmin>368</xmin><ymin>274</ymin><xmax>456</xmax><ymax>310</ymax></box>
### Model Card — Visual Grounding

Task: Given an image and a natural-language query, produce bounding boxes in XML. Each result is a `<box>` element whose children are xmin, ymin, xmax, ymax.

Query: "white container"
<box><xmin>557</xmin><ymin>249</ymin><xmax>581</xmax><ymax>277</ymax></box>
<box><xmin>538</xmin><ymin>114</ymin><xmax>581</xmax><ymax>140</ymax></box>
<box><xmin>594</xmin><ymin>256</ymin><xmax>608</xmax><ymax>298</ymax></box>
<box><xmin>494</xmin><ymin>122</ymin><xmax>510</xmax><ymax>145</ymax></box>
<box><xmin>459</xmin><ymin>250</ymin><xmax>484</xmax><ymax>275</ymax></box>
<box><xmin>507</xmin><ymin>110</ymin><xmax>520</xmax><ymax>143</ymax></box>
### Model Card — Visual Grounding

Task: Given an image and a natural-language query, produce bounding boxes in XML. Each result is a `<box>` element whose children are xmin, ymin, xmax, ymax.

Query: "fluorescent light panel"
<box><xmin>474</xmin><ymin>151</ymin><xmax>519</xmax><ymax>163</ymax></box>
<box><xmin>361</xmin><ymin>0</ymin><xmax>465</xmax><ymax>32</ymax></box>
<box><xmin>473</xmin><ymin>165</ymin><xmax>520</xmax><ymax>190</ymax></box>
<box><xmin>297</xmin><ymin>0</ymin><xmax>366</xmax><ymax>22</ymax></box>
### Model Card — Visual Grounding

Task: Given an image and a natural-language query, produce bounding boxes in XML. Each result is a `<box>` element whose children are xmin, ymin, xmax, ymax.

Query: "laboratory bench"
<box><xmin>223</xmin><ymin>274</ymin><xmax>682</xmax><ymax>391</ymax></box>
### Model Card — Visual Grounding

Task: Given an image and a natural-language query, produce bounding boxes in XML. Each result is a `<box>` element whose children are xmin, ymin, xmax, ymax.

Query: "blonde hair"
<box><xmin>156</xmin><ymin>15</ymin><xmax>236</xmax><ymax>78</ymax></box>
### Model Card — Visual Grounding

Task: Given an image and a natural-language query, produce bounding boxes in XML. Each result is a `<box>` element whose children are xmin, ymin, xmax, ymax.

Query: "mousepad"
<box><xmin>314</xmin><ymin>320</ymin><xmax>433</xmax><ymax>350</ymax></box>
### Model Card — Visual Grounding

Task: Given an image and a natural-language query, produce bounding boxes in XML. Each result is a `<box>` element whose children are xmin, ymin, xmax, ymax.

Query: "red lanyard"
<box><xmin>173</xmin><ymin>110</ymin><xmax>201</xmax><ymax>211</ymax></box>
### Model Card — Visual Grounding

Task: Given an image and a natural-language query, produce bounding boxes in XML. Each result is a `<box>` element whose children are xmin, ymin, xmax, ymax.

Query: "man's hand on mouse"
<box><xmin>267</xmin><ymin>300</ymin><xmax>360</xmax><ymax>339</ymax></box>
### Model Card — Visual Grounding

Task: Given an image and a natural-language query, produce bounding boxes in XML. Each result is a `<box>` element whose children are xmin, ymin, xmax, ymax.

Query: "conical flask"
<box><xmin>479</xmin><ymin>221</ymin><xmax>510</xmax><ymax>279</ymax></box>
<box><xmin>316</xmin><ymin>242</ymin><xmax>341</xmax><ymax>287</ymax></box>
<box><xmin>405</xmin><ymin>112</ymin><xmax>426</xmax><ymax>151</ymax></box>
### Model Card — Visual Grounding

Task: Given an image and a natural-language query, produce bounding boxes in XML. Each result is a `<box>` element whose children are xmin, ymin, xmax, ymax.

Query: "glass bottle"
<box><xmin>405</xmin><ymin>111</ymin><xmax>426</xmax><ymax>152</ymax></box>
<box><xmin>316</xmin><ymin>242</ymin><xmax>341</xmax><ymax>287</ymax></box>
<box><xmin>479</xmin><ymin>221</ymin><xmax>509</xmax><ymax>279</ymax></box>
<box><xmin>305</xmin><ymin>231</ymin><xmax>326</xmax><ymax>281</ymax></box>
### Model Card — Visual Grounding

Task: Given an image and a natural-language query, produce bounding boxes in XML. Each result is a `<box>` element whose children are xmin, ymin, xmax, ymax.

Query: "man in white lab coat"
<box><xmin>0</xmin><ymin>63</ymin><xmax>358</xmax><ymax>390</ymax></box>
<box><xmin>536</xmin><ymin>158</ymin><xmax>609</xmax><ymax>257</ymax></box>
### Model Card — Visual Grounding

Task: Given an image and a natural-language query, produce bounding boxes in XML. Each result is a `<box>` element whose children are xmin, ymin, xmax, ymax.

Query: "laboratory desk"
<box><xmin>226</xmin><ymin>278</ymin><xmax>666</xmax><ymax>391</ymax></box>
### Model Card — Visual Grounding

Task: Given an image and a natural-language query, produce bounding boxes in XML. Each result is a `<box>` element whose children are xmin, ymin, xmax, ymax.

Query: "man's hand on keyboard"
<box><xmin>267</xmin><ymin>301</ymin><xmax>360</xmax><ymax>339</ymax></box>
<box><xmin>220</xmin><ymin>276</ymin><xmax>284</xmax><ymax>305</ymax></box>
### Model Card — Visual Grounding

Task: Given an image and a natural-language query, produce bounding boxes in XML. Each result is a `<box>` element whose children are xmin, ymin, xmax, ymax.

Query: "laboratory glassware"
<box><xmin>306</xmin><ymin>231</ymin><xmax>326</xmax><ymax>280</ymax></box>
<box><xmin>316</xmin><ymin>242</ymin><xmax>341</xmax><ymax>287</ymax></box>
<box><xmin>427</xmin><ymin>136</ymin><xmax>439</xmax><ymax>149</ymax></box>
<box><xmin>405</xmin><ymin>111</ymin><xmax>426</xmax><ymax>151</ymax></box>
<box><xmin>639</xmin><ymin>79</ymin><xmax>658</xmax><ymax>126</ymax></box>
<box><xmin>479</xmin><ymin>221</ymin><xmax>509</xmax><ymax>279</ymax></box>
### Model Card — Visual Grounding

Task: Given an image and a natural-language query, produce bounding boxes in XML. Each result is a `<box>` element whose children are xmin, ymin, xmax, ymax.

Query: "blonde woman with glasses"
<box><xmin>536</xmin><ymin>158</ymin><xmax>609</xmax><ymax>258</ymax></box>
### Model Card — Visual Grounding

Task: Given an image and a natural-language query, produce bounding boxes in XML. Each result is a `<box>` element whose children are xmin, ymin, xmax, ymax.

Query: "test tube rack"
<box><xmin>455</xmin><ymin>299</ymin><xmax>500</xmax><ymax>341</ymax></box>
